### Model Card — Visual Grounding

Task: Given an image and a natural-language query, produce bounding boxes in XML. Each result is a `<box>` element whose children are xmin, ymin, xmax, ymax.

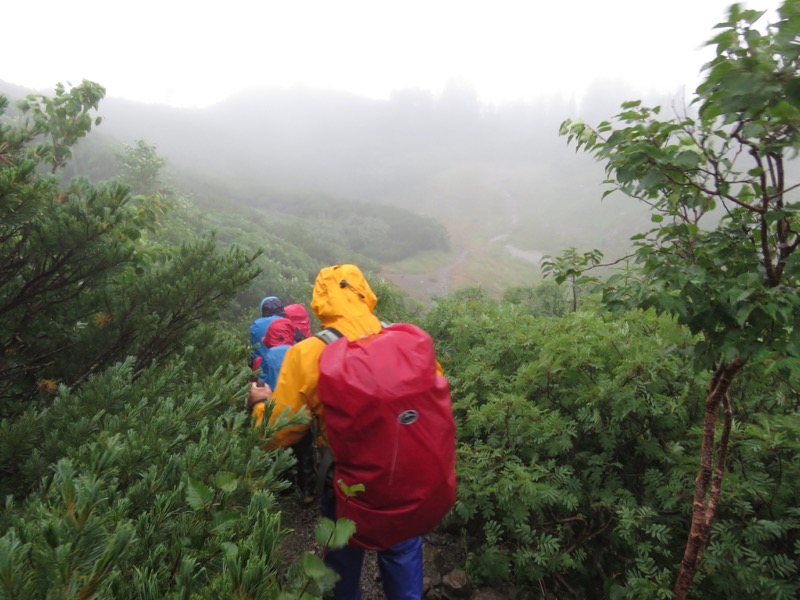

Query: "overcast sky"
<box><xmin>4</xmin><ymin>0</ymin><xmax>782</xmax><ymax>109</ymax></box>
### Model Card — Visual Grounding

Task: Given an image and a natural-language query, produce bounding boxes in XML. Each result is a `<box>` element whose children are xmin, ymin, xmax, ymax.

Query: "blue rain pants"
<box><xmin>320</xmin><ymin>491</ymin><xmax>423</xmax><ymax>600</ymax></box>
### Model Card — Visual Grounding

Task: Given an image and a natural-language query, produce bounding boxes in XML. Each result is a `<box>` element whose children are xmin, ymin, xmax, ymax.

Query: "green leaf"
<box><xmin>742</xmin><ymin>121</ymin><xmax>766</xmax><ymax>139</ymax></box>
<box><xmin>735</xmin><ymin>305</ymin><xmax>755</xmax><ymax>326</ymax></box>
<box><xmin>214</xmin><ymin>471</ymin><xmax>238</xmax><ymax>493</ymax></box>
<box><xmin>770</xmin><ymin>100</ymin><xmax>800</xmax><ymax>120</ymax></box>
<box><xmin>221</xmin><ymin>542</ymin><xmax>238</xmax><ymax>558</ymax></box>
<box><xmin>314</xmin><ymin>518</ymin><xmax>336</xmax><ymax>547</ymax></box>
<box><xmin>337</xmin><ymin>479</ymin><xmax>365</xmax><ymax>497</ymax></box>
<box><xmin>330</xmin><ymin>518</ymin><xmax>357</xmax><ymax>549</ymax></box>
<box><xmin>301</xmin><ymin>552</ymin><xmax>331</xmax><ymax>579</ymax></box>
<box><xmin>186</xmin><ymin>478</ymin><xmax>213</xmax><ymax>510</ymax></box>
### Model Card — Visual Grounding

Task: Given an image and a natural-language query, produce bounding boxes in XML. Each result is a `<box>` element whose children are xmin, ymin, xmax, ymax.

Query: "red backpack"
<box><xmin>316</xmin><ymin>322</ymin><xmax>457</xmax><ymax>551</ymax></box>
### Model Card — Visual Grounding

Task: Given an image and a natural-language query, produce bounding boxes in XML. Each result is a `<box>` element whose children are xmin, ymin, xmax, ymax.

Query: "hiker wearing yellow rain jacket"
<box><xmin>248</xmin><ymin>264</ymin><xmax>427</xmax><ymax>600</ymax></box>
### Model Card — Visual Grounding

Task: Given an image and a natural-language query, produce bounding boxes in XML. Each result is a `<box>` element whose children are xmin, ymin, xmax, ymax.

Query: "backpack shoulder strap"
<box><xmin>315</xmin><ymin>327</ymin><xmax>344</xmax><ymax>345</ymax></box>
<box><xmin>312</xmin><ymin>326</ymin><xmax>344</xmax><ymax>494</ymax></box>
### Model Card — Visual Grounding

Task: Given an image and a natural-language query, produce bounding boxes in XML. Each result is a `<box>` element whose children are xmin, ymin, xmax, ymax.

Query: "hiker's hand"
<box><xmin>246</xmin><ymin>381</ymin><xmax>272</xmax><ymax>409</ymax></box>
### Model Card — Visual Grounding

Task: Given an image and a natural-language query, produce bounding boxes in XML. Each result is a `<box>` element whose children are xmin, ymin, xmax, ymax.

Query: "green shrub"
<box><xmin>426</xmin><ymin>296</ymin><xmax>800</xmax><ymax>598</ymax></box>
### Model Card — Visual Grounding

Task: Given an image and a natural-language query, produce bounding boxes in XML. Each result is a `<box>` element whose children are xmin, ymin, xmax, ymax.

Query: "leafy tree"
<box><xmin>116</xmin><ymin>139</ymin><xmax>167</xmax><ymax>196</ymax></box>
<box><xmin>541</xmin><ymin>247</ymin><xmax>604</xmax><ymax>311</ymax></box>
<box><xmin>559</xmin><ymin>2</ymin><xmax>800</xmax><ymax>596</ymax></box>
<box><xmin>0</xmin><ymin>83</ymin><xmax>261</xmax><ymax>413</ymax></box>
<box><xmin>15</xmin><ymin>80</ymin><xmax>105</xmax><ymax>174</ymax></box>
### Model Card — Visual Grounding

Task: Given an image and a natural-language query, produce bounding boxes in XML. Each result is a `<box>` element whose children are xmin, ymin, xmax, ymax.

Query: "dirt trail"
<box><xmin>380</xmin><ymin>248</ymin><xmax>469</xmax><ymax>306</ymax></box>
<box><xmin>381</xmin><ymin>187</ymin><xmax>542</xmax><ymax>304</ymax></box>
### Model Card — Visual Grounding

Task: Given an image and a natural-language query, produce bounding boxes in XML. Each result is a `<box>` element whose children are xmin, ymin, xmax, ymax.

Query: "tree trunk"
<box><xmin>673</xmin><ymin>357</ymin><xmax>745</xmax><ymax>600</ymax></box>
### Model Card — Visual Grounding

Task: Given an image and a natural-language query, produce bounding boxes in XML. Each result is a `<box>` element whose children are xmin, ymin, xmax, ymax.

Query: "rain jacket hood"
<box><xmin>263</xmin><ymin>317</ymin><xmax>296</xmax><ymax>348</ymax></box>
<box><xmin>284</xmin><ymin>304</ymin><xmax>312</xmax><ymax>339</ymax></box>
<box><xmin>310</xmin><ymin>264</ymin><xmax>381</xmax><ymax>338</ymax></box>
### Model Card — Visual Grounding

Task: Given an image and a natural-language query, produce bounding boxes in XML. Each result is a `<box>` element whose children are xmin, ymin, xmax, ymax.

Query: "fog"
<box><xmin>47</xmin><ymin>79</ymin><xmax>674</xmax><ymax>298</ymax></box>
<box><xmin>4</xmin><ymin>0</ymin><xmax>781</xmax><ymax>109</ymax></box>
<box><xmin>1</xmin><ymin>0</ymin><xmax>786</xmax><ymax>298</ymax></box>
<box><xmin>0</xmin><ymin>77</ymin><xmax>756</xmax><ymax>298</ymax></box>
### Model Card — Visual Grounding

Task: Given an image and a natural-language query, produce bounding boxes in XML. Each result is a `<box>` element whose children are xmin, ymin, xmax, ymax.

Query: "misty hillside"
<box><xmin>1</xmin><ymin>79</ymin><xmax>663</xmax><ymax>300</ymax></box>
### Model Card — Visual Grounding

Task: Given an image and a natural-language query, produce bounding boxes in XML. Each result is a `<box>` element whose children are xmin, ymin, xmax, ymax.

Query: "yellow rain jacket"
<box><xmin>265</xmin><ymin>264</ymin><xmax>383</xmax><ymax>448</ymax></box>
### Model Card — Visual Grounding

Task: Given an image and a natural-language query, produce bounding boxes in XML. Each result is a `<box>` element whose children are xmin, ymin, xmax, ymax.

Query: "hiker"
<box><xmin>256</xmin><ymin>317</ymin><xmax>296</xmax><ymax>389</ymax></box>
<box><xmin>284</xmin><ymin>303</ymin><xmax>312</xmax><ymax>341</ymax></box>
<box><xmin>248</xmin><ymin>296</ymin><xmax>286</xmax><ymax>368</ymax></box>
<box><xmin>249</xmin><ymin>317</ymin><xmax>317</xmax><ymax>505</ymax></box>
<box><xmin>248</xmin><ymin>264</ymin><xmax>454</xmax><ymax>600</ymax></box>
